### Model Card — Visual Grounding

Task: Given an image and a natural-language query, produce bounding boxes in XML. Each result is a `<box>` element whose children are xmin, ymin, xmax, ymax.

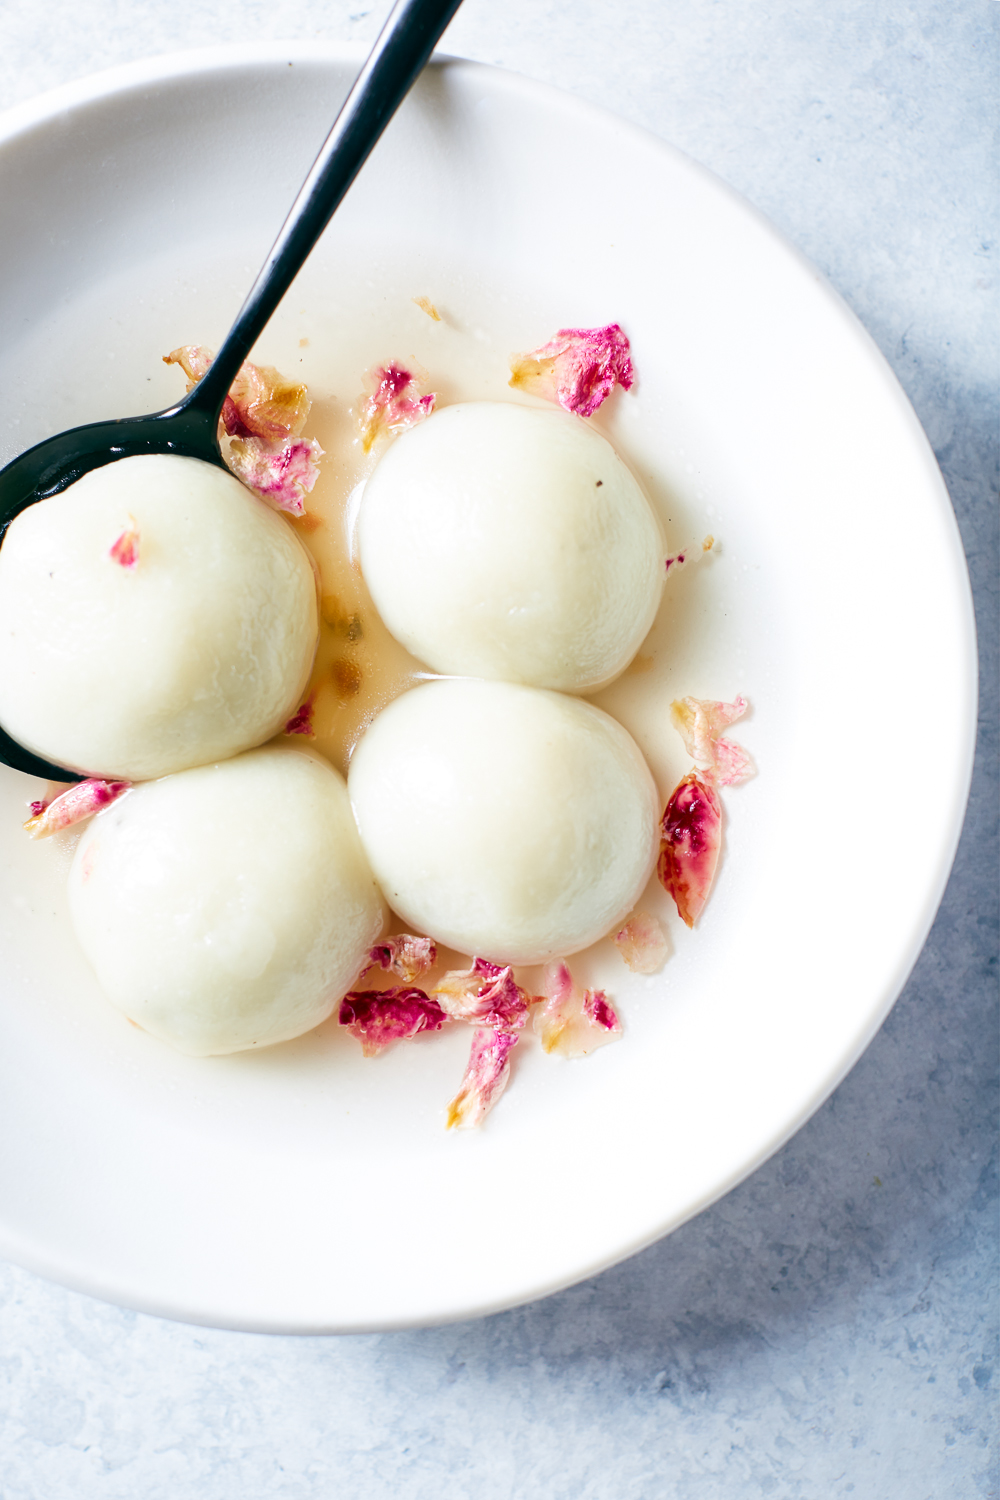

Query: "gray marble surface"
<box><xmin>0</xmin><ymin>1</ymin><xmax>996</xmax><ymax>1495</ymax></box>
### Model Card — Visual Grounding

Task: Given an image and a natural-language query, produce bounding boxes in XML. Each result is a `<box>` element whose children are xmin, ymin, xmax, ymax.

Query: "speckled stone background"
<box><xmin>0</xmin><ymin>2</ymin><xmax>996</xmax><ymax>1496</ymax></box>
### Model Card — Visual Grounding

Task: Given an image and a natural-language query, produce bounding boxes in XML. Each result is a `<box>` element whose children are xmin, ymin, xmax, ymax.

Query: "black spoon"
<box><xmin>0</xmin><ymin>0</ymin><xmax>463</xmax><ymax>781</ymax></box>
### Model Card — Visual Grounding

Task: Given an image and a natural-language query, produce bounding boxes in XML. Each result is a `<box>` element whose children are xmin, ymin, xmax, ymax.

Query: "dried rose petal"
<box><xmin>283</xmin><ymin>697</ymin><xmax>315</xmax><ymax>737</ymax></box>
<box><xmin>670</xmin><ymin>696</ymin><xmax>754</xmax><ymax>788</ymax></box>
<box><xmin>339</xmin><ymin>988</ymin><xmax>447</xmax><ymax>1058</ymax></box>
<box><xmin>445</xmin><ymin>1026</ymin><xmax>519</xmax><ymax>1129</ymax></box>
<box><xmin>164</xmin><ymin>346</ymin><xmax>322</xmax><ymax>515</ymax></box>
<box><xmin>109</xmin><ymin>515</ymin><xmax>140</xmax><ymax>570</ymax></box>
<box><xmin>532</xmin><ymin>960</ymin><xmax>622</xmax><ymax>1059</ymax></box>
<box><xmin>432</xmin><ymin>958</ymin><xmax>529</xmax><ymax>1031</ymax></box>
<box><xmin>612</xmin><ymin>910</ymin><xmax>670</xmax><ymax>974</ymax></box>
<box><xmin>163</xmin><ymin>345</ymin><xmax>213</xmax><ymax>386</ymax></box>
<box><xmin>164</xmin><ymin>347</ymin><xmax>310</xmax><ymax>444</ymax></box>
<box><xmin>24</xmin><ymin>778</ymin><xmax>131</xmax><ymax>839</ymax></box>
<box><xmin>508</xmin><ymin>324</ymin><xmax>634</xmax><ymax>418</ymax></box>
<box><xmin>657</xmin><ymin>771</ymin><xmax>723</xmax><ymax>927</ymax></box>
<box><xmin>226</xmin><ymin>436</ymin><xmax>323</xmax><ymax>517</ymax></box>
<box><xmin>367</xmin><ymin>934</ymin><xmax>438</xmax><ymax>984</ymax></box>
<box><xmin>357</xmin><ymin>362</ymin><xmax>436</xmax><ymax>452</ymax></box>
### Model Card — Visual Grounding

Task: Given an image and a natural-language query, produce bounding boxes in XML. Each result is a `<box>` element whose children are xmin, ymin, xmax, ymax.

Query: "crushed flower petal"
<box><xmin>357</xmin><ymin>362</ymin><xmax>436</xmax><ymax>452</ymax></box>
<box><xmin>164</xmin><ymin>346</ymin><xmax>310</xmax><ymax>444</ymax></box>
<box><xmin>612</xmin><ymin>910</ymin><xmax>670</xmax><ymax>973</ymax></box>
<box><xmin>446</xmin><ymin>1026</ymin><xmax>519</xmax><ymax>1129</ymax></box>
<box><xmin>226</xmin><ymin>436</ymin><xmax>323</xmax><ymax>517</ymax></box>
<box><xmin>508</xmin><ymin>324</ymin><xmax>634</xmax><ymax>417</ymax></box>
<box><xmin>109</xmin><ymin>515</ymin><xmax>140</xmax><ymax>570</ymax></box>
<box><xmin>283</xmin><ymin>698</ymin><xmax>315</xmax><ymax>737</ymax></box>
<box><xmin>163</xmin><ymin>346</ymin><xmax>322</xmax><ymax>514</ymax></box>
<box><xmin>24</xmin><ymin>778</ymin><xmax>131</xmax><ymax>839</ymax></box>
<box><xmin>367</xmin><ymin>934</ymin><xmax>438</xmax><ymax>984</ymax></box>
<box><xmin>670</xmin><ymin>696</ymin><xmax>754</xmax><ymax>787</ymax></box>
<box><xmin>339</xmin><ymin>988</ymin><xmax>447</xmax><ymax>1058</ymax></box>
<box><xmin>432</xmin><ymin>958</ymin><xmax>530</xmax><ymax>1031</ymax></box>
<box><xmin>412</xmin><ymin>296</ymin><xmax>441</xmax><ymax>321</ymax></box>
<box><xmin>532</xmin><ymin>960</ymin><xmax>622</xmax><ymax>1058</ymax></box>
<box><xmin>657</xmin><ymin>771</ymin><xmax>722</xmax><ymax>928</ymax></box>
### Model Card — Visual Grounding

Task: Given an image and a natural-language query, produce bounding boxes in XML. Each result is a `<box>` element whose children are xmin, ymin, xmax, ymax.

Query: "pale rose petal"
<box><xmin>357</xmin><ymin>362</ymin><xmax>436</xmax><ymax>452</ymax></box>
<box><xmin>670</xmin><ymin>695</ymin><xmax>754</xmax><ymax>787</ymax></box>
<box><xmin>221</xmin><ymin>362</ymin><xmax>310</xmax><ymax>444</ymax></box>
<box><xmin>712</xmin><ymin>735</ymin><xmax>755</xmax><ymax>788</ymax></box>
<box><xmin>445</xmin><ymin>1026</ymin><xmax>518</xmax><ymax>1129</ymax></box>
<box><xmin>532</xmin><ymin>960</ymin><xmax>622</xmax><ymax>1058</ymax></box>
<box><xmin>163</xmin><ymin>345</ymin><xmax>213</xmax><ymax>385</ymax></box>
<box><xmin>432</xmin><ymin>958</ymin><xmax>529</xmax><ymax>1031</ymax></box>
<box><xmin>508</xmin><ymin>324</ymin><xmax>634</xmax><ymax>417</ymax></box>
<box><xmin>109</xmin><ymin>515</ymin><xmax>140</xmax><ymax>570</ymax></box>
<box><xmin>226</xmin><ymin>436</ymin><xmax>323</xmax><ymax>517</ymax></box>
<box><xmin>283</xmin><ymin>697</ymin><xmax>315</xmax><ymax>737</ymax></box>
<box><xmin>164</xmin><ymin>347</ymin><xmax>310</xmax><ymax>443</ymax></box>
<box><xmin>24</xmin><ymin>779</ymin><xmax>131</xmax><ymax>839</ymax></box>
<box><xmin>612</xmin><ymin>910</ymin><xmax>670</xmax><ymax>974</ymax></box>
<box><xmin>164</xmin><ymin>347</ymin><xmax>322</xmax><ymax>513</ymax></box>
<box><xmin>367</xmin><ymin>935</ymin><xmax>438</xmax><ymax>984</ymax></box>
<box><xmin>657</xmin><ymin>771</ymin><xmax>722</xmax><ymax>928</ymax></box>
<box><xmin>339</xmin><ymin>988</ymin><xmax>447</xmax><ymax>1058</ymax></box>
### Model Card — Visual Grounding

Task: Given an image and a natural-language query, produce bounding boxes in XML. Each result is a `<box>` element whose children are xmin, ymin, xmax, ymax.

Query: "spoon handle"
<box><xmin>187</xmin><ymin>0</ymin><xmax>464</xmax><ymax>419</ymax></box>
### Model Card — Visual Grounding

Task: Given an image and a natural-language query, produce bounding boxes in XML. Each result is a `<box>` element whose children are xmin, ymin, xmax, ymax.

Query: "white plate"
<box><xmin>0</xmin><ymin>45</ymin><xmax>976</xmax><ymax>1332</ymax></box>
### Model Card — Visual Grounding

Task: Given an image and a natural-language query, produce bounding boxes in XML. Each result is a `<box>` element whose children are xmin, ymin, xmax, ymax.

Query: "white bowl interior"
<box><xmin>0</xmin><ymin>46</ymin><xmax>976</xmax><ymax>1331</ymax></box>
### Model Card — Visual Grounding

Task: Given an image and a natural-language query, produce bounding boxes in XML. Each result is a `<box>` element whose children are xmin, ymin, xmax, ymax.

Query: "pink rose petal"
<box><xmin>532</xmin><ymin>960</ymin><xmax>622</xmax><ymax>1058</ymax></box>
<box><xmin>109</xmin><ymin>515</ymin><xmax>140</xmax><ymax>570</ymax></box>
<box><xmin>339</xmin><ymin>988</ymin><xmax>447</xmax><ymax>1058</ymax></box>
<box><xmin>367</xmin><ymin>935</ymin><xmax>438</xmax><ymax>984</ymax></box>
<box><xmin>432</xmin><ymin>958</ymin><xmax>529</xmax><ymax>1031</ymax></box>
<box><xmin>164</xmin><ymin>347</ymin><xmax>310</xmax><ymax>444</ymax></box>
<box><xmin>670</xmin><ymin>696</ymin><xmax>754</xmax><ymax>788</ymax></box>
<box><xmin>612</xmin><ymin>910</ymin><xmax>670</xmax><ymax>974</ymax></box>
<box><xmin>508</xmin><ymin>324</ymin><xmax>634</xmax><ymax>417</ymax></box>
<box><xmin>226</xmin><ymin>436</ymin><xmax>323</xmax><ymax>517</ymax></box>
<box><xmin>357</xmin><ymin>362</ymin><xmax>436</xmax><ymax>452</ymax></box>
<box><xmin>657</xmin><ymin>771</ymin><xmax>723</xmax><ymax>928</ymax></box>
<box><xmin>24</xmin><ymin>778</ymin><xmax>131</xmax><ymax>839</ymax></box>
<box><xmin>283</xmin><ymin>697</ymin><xmax>315</xmax><ymax>737</ymax></box>
<box><xmin>163</xmin><ymin>346</ymin><xmax>322</xmax><ymax>514</ymax></box>
<box><xmin>445</xmin><ymin>1026</ymin><xmax>519</xmax><ymax>1129</ymax></box>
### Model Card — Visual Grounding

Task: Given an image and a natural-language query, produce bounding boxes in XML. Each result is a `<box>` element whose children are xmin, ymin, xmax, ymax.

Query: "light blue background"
<box><xmin>0</xmin><ymin>3</ymin><xmax>996</xmax><ymax>1495</ymax></box>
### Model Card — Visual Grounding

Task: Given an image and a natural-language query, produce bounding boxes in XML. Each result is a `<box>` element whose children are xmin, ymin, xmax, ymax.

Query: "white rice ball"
<box><xmin>348</xmin><ymin>678</ymin><xmax>660</xmax><ymax>965</ymax></box>
<box><xmin>0</xmin><ymin>454</ymin><xmax>319</xmax><ymax>780</ymax></box>
<box><xmin>357</xmin><ymin>402</ymin><xmax>663</xmax><ymax>692</ymax></box>
<box><xmin>68</xmin><ymin>744</ymin><xmax>386</xmax><ymax>1056</ymax></box>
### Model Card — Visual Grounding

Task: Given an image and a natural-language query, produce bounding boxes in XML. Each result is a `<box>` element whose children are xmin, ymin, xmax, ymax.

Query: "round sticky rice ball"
<box><xmin>0</xmin><ymin>453</ymin><xmax>319</xmax><ymax>780</ymax></box>
<box><xmin>67</xmin><ymin>744</ymin><xmax>386</xmax><ymax>1056</ymax></box>
<box><xmin>356</xmin><ymin>402</ymin><xmax>663</xmax><ymax>693</ymax></box>
<box><xmin>348</xmin><ymin>678</ymin><xmax>660</xmax><ymax>965</ymax></box>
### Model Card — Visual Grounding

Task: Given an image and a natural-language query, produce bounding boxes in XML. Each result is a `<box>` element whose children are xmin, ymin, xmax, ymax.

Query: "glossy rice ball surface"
<box><xmin>348</xmin><ymin>678</ymin><xmax>660</xmax><ymax>965</ymax></box>
<box><xmin>67</xmin><ymin>745</ymin><xmax>386</xmax><ymax>1056</ymax></box>
<box><xmin>0</xmin><ymin>454</ymin><xmax>319</xmax><ymax>779</ymax></box>
<box><xmin>357</xmin><ymin>402</ymin><xmax>663</xmax><ymax>692</ymax></box>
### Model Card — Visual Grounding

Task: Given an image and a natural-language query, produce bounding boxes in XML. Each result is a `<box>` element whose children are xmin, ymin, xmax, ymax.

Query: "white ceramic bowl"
<box><xmin>0</xmin><ymin>44</ymin><xmax>976</xmax><ymax>1332</ymax></box>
